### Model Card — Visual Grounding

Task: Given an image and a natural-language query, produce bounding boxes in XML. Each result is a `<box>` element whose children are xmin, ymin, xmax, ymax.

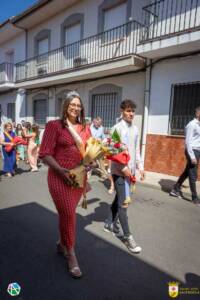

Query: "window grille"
<box><xmin>33</xmin><ymin>99</ymin><xmax>47</xmax><ymax>125</ymax></box>
<box><xmin>91</xmin><ymin>92</ymin><xmax>119</xmax><ymax>130</ymax></box>
<box><xmin>170</xmin><ymin>82</ymin><xmax>200</xmax><ymax>135</ymax></box>
<box><xmin>7</xmin><ymin>103</ymin><xmax>15</xmax><ymax>122</ymax></box>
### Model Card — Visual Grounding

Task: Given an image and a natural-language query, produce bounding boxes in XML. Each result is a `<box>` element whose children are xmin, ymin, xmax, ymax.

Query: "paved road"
<box><xmin>0</xmin><ymin>163</ymin><xmax>200</xmax><ymax>300</ymax></box>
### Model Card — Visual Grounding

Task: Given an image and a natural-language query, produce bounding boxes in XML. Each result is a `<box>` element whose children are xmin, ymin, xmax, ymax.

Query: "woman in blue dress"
<box><xmin>0</xmin><ymin>122</ymin><xmax>16</xmax><ymax>177</ymax></box>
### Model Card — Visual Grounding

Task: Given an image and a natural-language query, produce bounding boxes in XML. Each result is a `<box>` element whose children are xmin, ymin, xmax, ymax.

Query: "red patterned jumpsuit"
<box><xmin>39</xmin><ymin>120</ymin><xmax>91</xmax><ymax>251</ymax></box>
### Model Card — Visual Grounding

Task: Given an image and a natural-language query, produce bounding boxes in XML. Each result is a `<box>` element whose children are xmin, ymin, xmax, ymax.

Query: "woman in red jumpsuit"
<box><xmin>39</xmin><ymin>91</ymin><xmax>90</xmax><ymax>278</ymax></box>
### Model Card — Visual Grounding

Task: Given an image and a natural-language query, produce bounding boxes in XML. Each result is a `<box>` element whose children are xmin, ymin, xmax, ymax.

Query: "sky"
<box><xmin>0</xmin><ymin>0</ymin><xmax>38</xmax><ymax>24</ymax></box>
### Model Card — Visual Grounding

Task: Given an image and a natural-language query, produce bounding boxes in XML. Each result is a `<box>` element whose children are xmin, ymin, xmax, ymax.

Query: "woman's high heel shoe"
<box><xmin>67</xmin><ymin>251</ymin><xmax>82</xmax><ymax>279</ymax></box>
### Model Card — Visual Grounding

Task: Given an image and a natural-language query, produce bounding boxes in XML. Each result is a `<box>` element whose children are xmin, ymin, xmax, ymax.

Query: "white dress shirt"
<box><xmin>110</xmin><ymin>119</ymin><xmax>143</xmax><ymax>176</ymax></box>
<box><xmin>185</xmin><ymin>118</ymin><xmax>200</xmax><ymax>160</ymax></box>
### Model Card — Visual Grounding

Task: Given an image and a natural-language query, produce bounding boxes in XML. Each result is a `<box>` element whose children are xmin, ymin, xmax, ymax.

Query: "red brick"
<box><xmin>144</xmin><ymin>134</ymin><xmax>200</xmax><ymax>179</ymax></box>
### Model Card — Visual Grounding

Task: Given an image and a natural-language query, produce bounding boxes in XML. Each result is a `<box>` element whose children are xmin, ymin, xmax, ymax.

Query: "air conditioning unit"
<box><xmin>37</xmin><ymin>67</ymin><xmax>47</xmax><ymax>76</ymax></box>
<box><xmin>73</xmin><ymin>57</ymin><xmax>87</xmax><ymax>68</ymax></box>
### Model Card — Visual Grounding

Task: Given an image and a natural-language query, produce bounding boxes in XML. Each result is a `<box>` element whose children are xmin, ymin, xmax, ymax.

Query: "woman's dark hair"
<box><xmin>120</xmin><ymin>99</ymin><xmax>137</xmax><ymax>111</ymax></box>
<box><xmin>16</xmin><ymin>123</ymin><xmax>22</xmax><ymax>135</ymax></box>
<box><xmin>32</xmin><ymin>124</ymin><xmax>39</xmax><ymax>139</ymax></box>
<box><xmin>61</xmin><ymin>91</ymin><xmax>86</xmax><ymax>128</ymax></box>
<box><xmin>25</xmin><ymin>122</ymin><xmax>32</xmax><ymax>130</ymax></box>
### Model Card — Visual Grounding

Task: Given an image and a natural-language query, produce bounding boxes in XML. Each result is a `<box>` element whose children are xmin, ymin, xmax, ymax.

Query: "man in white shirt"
<box><xmin>104</xmin><ymin>99</ymin><xmax>145</xmax><ymax>253</ymax></box>
<box><xmin>170</xmin><ymin>107</ymin><xmax>200</xmax><ymax>206</ymax></box>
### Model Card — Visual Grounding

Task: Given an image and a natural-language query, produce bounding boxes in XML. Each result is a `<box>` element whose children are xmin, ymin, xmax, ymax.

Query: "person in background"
<box><xmin>90</xmin><ymin>117</ymin><xmax>109</xmax><ymax>179</ymax></box>
<box><xmin>22</xmin><ymin>122</ymin><xmax>32</xmax><ymax>164</ymax></box>
<box><xmin>39</xmin><ymin>91</ymin><xmax>91</xmax><ymax>279</ymax></box>
<box><xmin>21</xmin><ymin>120</ymin><xmax>26</xmax><ymax>129</ymax></box>
<box><xmin>23</xmin><ymin>124</ymin><xmax>39</xmax><ymax>172</ymax></box>
<box><xmin>0</xmin><ymin>122</ymin><xmax>16</xmax><ymax>177</ymax></box>
<box><xmin>90</xmin><ymin>117</ymin><xmax>105</xmax><ymax>140</ymax></box>
<box><xmin>104</xmin><ymin>99</ymin><xmax>145</xmax><ymax>254</ymax></box>
<box><xmin>15</xmin><ymin>124</ymin><xmax>25</xmax><ymax>161</ymax></box>
<box><xmin>12</xmin><ymin>121</ymin><xmax>16</xmax><ymax>132</ymax></box>
<box><xmin>170</xmin><ymin>107</ymin><xmax>200</xmax><ymax>206</ymax></box>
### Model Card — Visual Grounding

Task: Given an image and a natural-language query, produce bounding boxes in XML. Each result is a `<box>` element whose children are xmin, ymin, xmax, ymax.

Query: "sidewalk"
<box><xmin>139</xmin><ymin>171</ymin><xmax>200</xmax><ymax>198</ymax></box>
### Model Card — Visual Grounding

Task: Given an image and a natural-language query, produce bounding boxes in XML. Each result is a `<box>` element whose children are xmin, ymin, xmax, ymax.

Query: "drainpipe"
<box><xmin>141</xmin><ymin>58</ymin><xmax>152</xmax><ymax>166</ymax></box>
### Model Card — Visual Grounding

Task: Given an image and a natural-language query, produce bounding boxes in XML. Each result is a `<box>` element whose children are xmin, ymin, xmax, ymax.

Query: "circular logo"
<box><xmin>7</xmin><ymin>282</ymin><xmax>21</xmax><ymax>297</ymax></box>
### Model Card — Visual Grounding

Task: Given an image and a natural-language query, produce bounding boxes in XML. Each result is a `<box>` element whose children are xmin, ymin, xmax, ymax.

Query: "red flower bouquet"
<box><xmin>102</xmin><ymin>129</ymin><xmax>130</xmax><ymax>165</ymax></box>
<box><xmin>5</xmin><ymin>137</ymin><xmax>28</xmax><ymax>153</ymax></box>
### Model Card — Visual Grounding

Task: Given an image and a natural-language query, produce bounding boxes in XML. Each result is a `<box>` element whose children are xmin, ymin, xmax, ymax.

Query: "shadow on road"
<box><xmin>158</xmin><ymin>179</ymin><xmax>192</xmax><ymax>202</ymax></box>
<box><xmin>0</xmin><ymin>202</ymin><xmax>193</xmax><ymax>300</ymax></box>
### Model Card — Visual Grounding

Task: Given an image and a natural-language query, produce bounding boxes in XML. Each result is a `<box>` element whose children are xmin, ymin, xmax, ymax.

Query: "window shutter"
<box><xmin>104</xmin><ymin>3</ymin><xmax>127</xmax><ymax>31</ymax></box>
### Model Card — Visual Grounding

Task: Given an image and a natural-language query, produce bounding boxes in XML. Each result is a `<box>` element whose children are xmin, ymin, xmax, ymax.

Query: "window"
<box><xmin>61</xmin><ymin>13</ymin><xmax>84</xmax><ymax>47</ymax></box>
<box><xmin>34</xmin><ymin>30</ymin><xmax>50</xmax><ymax>71</ymax></box>
<box><xmin>65</xmin><ymin>23</ymin><xmax>81</xmax><ymax>45</ymax></box>
<box><xmin>7</xmin><ymin>103</ymin><xmax>15</xmax><ymax>122</ymax></box>
<box><xmin>170</xmin><ymin>82</ymin><xmax>200</xmax><ymax>135</ymax></box>
<box><xmin>104</xmin><ymin>3</ymin><xmax>127</xmax><ymax>31</ymax></box>
<box><xmin>98</xmin><ymin>0</ymin><xmax>131</xmax><ymax>34</ymax></box>
<box><xmin>91</xmin><ymin>93</ymin><xmax>119</xmax><ymax>130</ymax></box>
<box><xmin>33</xmin><ymin>99</ymin><xmax>47</xmax><ymax>125</ymax></box>
<box><xmin>38</xmin><ymin>38</ymin><xmax>49</xmax><ymax>55</ymax></box>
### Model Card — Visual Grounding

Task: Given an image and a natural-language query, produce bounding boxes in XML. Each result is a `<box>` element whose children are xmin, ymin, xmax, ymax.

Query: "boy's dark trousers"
<box><xmin>111</xmin><ymin>175</ymin><xmax>131</xmax><ymax>236</ymax></box>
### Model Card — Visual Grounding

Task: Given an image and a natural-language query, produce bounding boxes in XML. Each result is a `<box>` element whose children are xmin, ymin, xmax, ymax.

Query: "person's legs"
<box><xmin>175</xmin><ymin>167</ymin><xmax>188</xmax><ymax>189</ymax></box>
<box><xmin>104</xmin><ymin>195</ymin><xmax>121</xmax><ymax>234</ymax></box>
<box><xmin>112</xmin><ymin>175</ymin><xmax>130</xmax><ymax>236</ymax></box>
<box><xmin>113</xmin><ymin>175</ymin><xmax>142</xmax><ymax>253</ymax></box>
<box><xmin>28</xmin><ymin>142</ymin><xmax>38</xmax><ymax>170</ymax></box>
<box><xmin>170</xmin><ymin>151</ymin><xmax>189</xmax><ymax>198</ymax></box>
<box><xmin>50</xmin><ymin>182</ymin><xmax>83</xmax><ymax>278</ymax></box>
<box><xmin>108</xmin><ymin>174</ymin><xmax>115</xmax><ymax>194</ymax></box>
<box><xmin>188</xmin><ymin>149</ymin><xmax>200</xmax><ymax>201</ymax></box>
<box><xmin>111</xmin><ymin>194</ymin><xmax>118</xmax><ymax>222</ymax></box>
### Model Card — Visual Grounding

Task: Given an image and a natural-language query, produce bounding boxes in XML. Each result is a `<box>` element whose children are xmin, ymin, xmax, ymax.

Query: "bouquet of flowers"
<box><xmin>69</xmin><ymin>137</ymin><xmax>104</xmax><ymax>187</ymax></box>
<box><xmin>69</xmin><ymin>136</ymin><xmax>106</xmax><ymax>208</ymax></box>
<box><xmin>102</xmin><ymin>129</ymin><xmax>136</xmax><ymax>207</ymax></box>
<box><xmin>102</xmin><ymin>129</ymin><xmax>130</xmax><ymax>165</ymax></box>
<box><xmin>5</xmin><ymin>136</ymin><xmax>28</xmax><ymax>153</ymax></box>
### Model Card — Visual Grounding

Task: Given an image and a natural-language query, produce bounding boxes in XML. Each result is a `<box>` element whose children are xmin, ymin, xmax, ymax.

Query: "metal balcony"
<box><xmin>15</xmin><ymin>20</ymin><xmax>142</xmax><ymax>82</ymax></box>
<box><xmin>141</xmin><ymin>0</ymin><xmax>200</xmax><ymax>43</ymax></box>
<box><xmin>0</xmin><ymin>63</ymin><xmax>14</xmax><ymax>84</ymax></box>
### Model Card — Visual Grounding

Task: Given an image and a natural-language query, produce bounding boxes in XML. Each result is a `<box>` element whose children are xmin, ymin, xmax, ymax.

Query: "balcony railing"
<box><xmin>0</xmin><ymin>63</ymin><xmax>14</xmax><ymax>84</ymax></box>
<box><xmin>141</xmin><ymin>0</ymin><xmax>200</xmax><ymax>42</ymax></box>
<box><xmin>15</xmin><ymin>21</ymin><xmax>141</xmax><ymax>82</ymax></box>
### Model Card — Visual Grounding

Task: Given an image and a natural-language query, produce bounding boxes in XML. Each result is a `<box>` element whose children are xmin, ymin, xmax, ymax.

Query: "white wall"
<box><xmin>26</xmin><ymin>0</ymin><xmax>147</xmax><ymax>58</ymax></box>
<box><xmin>27</xmin><ymin>72</ymin><xmax>145</xmax><ymax>132</ymax></box>
<box><xmin>27</xmin><ymin>0</ymin><xmax>102</xmax><ymax>58</ymax></box>
<box><xmin>148</xmin><ymin>55</ymin><xmax>200</xmax><ymax>135</ymax></box>
<box><xmin>0</xmin><ymin>33</ymin><xmax>26</xmax><ymax>64</ymax></box>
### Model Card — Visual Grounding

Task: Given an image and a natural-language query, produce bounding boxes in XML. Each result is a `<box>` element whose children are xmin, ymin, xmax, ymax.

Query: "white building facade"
<box><xmin>0</xmin><ymin>0</ymin><xmax>200</xmax><ymax>176</ymax></box>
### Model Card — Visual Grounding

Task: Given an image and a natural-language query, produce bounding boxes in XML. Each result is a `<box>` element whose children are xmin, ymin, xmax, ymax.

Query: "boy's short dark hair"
<box><xmin>195</xmin><ymin>106</ymin><xmax>200</xmax><ymax>113</ymax></box>
<box><xmin>120</xmin><ymin>99</ymin><xmax>137</xmax><ymax>110</ymax></box>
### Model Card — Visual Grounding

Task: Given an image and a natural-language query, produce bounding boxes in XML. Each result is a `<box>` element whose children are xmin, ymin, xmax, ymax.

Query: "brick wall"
<box><xmin>144</xmin><ymin>134</ymin><xmax>200</xmax><ymax>179</ymax></box>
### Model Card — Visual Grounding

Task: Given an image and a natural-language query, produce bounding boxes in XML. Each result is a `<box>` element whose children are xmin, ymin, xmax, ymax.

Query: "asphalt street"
<box><xmin>0</xmin><ymin>163</ymin><xmax>200</xmax><ymax>300</ymax></box>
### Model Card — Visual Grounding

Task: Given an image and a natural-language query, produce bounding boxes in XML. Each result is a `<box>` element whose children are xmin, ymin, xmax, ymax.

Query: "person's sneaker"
<box><xmin>123</xmin><ymin>235</ymin><xmax>142</xmax><ymax>254</ymax></box>
<box><xmin>103</xmin><ymin>222</ymin><xmax>122</xmax><ymax>237</ymax></box>
<box><xmin>169</xmin><ymin>188</ymin><xmax>183</xmax><ymax>198</ymax></box>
